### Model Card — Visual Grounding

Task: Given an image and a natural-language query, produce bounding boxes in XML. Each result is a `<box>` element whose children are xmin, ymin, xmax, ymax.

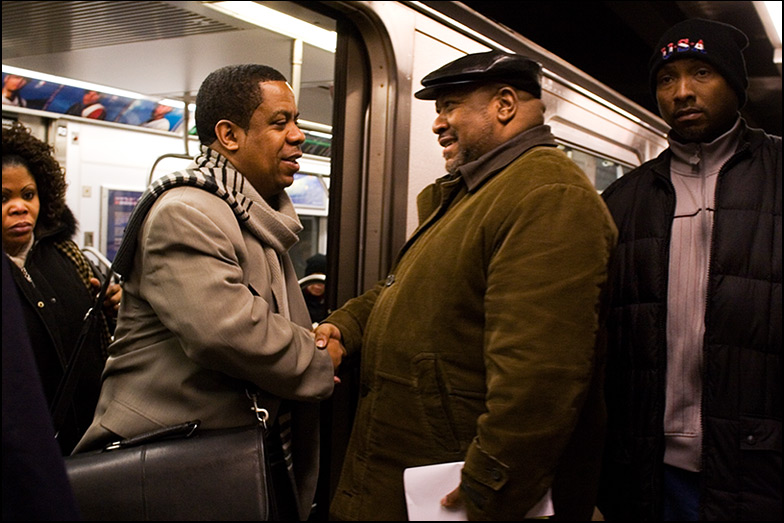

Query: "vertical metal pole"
<box><xmin>182</xmin><ymin>95</ymin><xmax>191</xmax><ymax>155</ymax></box>
<box><xmin>291</xmin><ymin>38</ymin><xmax>304</xmax><ymax>102</ymax></box>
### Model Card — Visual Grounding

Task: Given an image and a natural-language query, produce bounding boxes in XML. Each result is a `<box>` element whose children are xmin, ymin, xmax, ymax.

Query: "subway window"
<box><xmin>558</xmin><ymin>144</ymin><xmax>633</xmax><ymax>192</ymax></box>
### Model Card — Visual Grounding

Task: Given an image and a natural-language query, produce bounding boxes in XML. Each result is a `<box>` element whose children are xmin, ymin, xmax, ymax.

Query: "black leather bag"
<box><xmin>56</xmin><ymin>268</ymin><xmax>278</xmax><ymax>521</ymax></box>
<box><xmin>65</xmin><ymin>405</ymin><xmax>275</xmax><ymax>520</ymax></box>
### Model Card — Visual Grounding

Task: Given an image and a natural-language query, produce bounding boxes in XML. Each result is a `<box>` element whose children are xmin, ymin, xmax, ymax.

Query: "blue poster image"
<box><xmin>105</xmin><ymin>189</ymin><xmax>143</xmax><ymax>261</ymax></box>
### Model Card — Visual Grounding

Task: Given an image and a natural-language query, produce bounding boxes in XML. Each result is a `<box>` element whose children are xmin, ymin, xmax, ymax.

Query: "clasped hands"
<box><xmin>313</xmin><ymin>323</ymin><xmax>346</xmax><ymax>384</ymax></box>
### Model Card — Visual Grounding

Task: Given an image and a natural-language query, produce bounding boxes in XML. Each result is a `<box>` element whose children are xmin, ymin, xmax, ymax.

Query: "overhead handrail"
<box><xmin>82</xmin><ymin>246</ymin><xmax>119</xmax><ymax>283</ymax></box>
<box><xmin>147</xmin><ymin>153</ymin><xmax>192</xmax><ymax>185</ymax></box>
<box><xmin>82</xmin><ymin>246</ymin><xmax>112</xmax><ymax>272</ymax></box>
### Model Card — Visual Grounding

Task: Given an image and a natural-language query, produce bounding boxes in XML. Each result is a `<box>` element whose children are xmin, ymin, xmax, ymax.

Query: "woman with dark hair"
<box><xmin>2</xmin><ymin>121</ymin><xmax>121</xmax><ymax>454</ymax></box>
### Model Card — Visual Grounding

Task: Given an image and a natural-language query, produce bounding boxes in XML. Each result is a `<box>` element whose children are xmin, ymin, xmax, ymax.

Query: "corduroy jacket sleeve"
<box><xmin>321</xmin><ymin>281</ymin><xmax>384</xmax><ymax>357</ymax></box>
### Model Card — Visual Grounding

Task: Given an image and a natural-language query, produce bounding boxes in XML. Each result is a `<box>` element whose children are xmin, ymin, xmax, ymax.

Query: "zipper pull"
<box><xmin>689</xmin><ymin>144</ymin><xmax>701</xmax><ymax>172</ymax></box>
<box><xmin>21</xmin><ymin>266</ymin><xmax>34</xmax><ymax>286</ymax></box>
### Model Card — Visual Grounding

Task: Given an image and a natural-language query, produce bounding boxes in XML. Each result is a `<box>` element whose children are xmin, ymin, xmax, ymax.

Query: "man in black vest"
<box><xmin>598</xmin><ymin>18</ymin><xmax>781</xmax><ymax>521</ymax></box>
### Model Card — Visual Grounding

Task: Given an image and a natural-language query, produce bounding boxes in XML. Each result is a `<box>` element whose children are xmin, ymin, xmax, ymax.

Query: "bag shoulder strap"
<box><xmin>50</xmin><ymin>266</ymin><xmax>113</xmax><ymax>435</ymax></box>
<box><xmin>104</xmin><ymin>420</ymin><xmax>201</xmax><ymax>450</ymax></box>
<box><xmin>100</xmin><ymin>390</ymin><xmax>268</xmax><ymax>452</ymax></box>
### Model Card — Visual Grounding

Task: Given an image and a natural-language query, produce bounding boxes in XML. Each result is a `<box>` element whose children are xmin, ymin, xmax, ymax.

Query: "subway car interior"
<box><xmin>3</xmin><ymin>1</ymin><xmax>781</xmax><ymax>520</ymax></box>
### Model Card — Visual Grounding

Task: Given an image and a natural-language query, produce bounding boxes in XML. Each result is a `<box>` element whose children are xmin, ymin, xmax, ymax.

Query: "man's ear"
<box><xmin>214</xmin><ymin>119</ymin><xmax>241</xmax><ymax>151</ymax></box>
<box><xmin>495</xmin><ymin>86</ymin><xmax>518</xmax><ymax>124</ymax></box>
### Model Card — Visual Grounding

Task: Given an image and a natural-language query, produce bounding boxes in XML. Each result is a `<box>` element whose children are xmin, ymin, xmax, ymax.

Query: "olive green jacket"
<box><xmin>328</xmin><ymin>126</ymin><xmax>617</xmax><ymax>520</ymax></box>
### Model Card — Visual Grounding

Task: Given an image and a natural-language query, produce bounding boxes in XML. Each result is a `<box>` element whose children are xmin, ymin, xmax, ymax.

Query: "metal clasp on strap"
<box><xmin>246</xmin><ymin>390</ymin><xmax>269</xmax><ymax>430</ymax></box>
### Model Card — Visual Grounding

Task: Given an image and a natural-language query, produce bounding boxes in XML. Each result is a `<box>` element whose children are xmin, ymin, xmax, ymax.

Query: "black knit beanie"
<box><xmin>305</xmin><ymin>253</ymin><xmax>327</xmax><ymax>276</ymax></box>
<box><xmin>649</xmin><ymin>18</ymin><xmax>749</xmax><ymax>107</ymax></box>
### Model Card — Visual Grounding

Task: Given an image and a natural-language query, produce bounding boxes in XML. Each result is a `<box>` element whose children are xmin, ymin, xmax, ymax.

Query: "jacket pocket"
<box><xmin>739</xmin><ymin>416</ymin><xmax>781</xmax><ymax>451</ymax></box>
<box><xmin>411</xmin><ymin>354</ymin><xmax>461</xmax><ymax>452</ymax></box>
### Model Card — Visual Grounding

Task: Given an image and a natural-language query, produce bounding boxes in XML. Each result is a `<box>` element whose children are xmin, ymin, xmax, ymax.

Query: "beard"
<box><xmin>669</xmin><ymin>116</ymin><xmax>734</xmax><ymax>144</ymax></box>
<box><xmin>444</xmin><ymin>118</ymin><xmax>496</xmax><ymax>175</ymax></box>
<box><xmin>446</xmin><ymin>146</ymin><xmax>480</xmax><ymax>175</ymax></box>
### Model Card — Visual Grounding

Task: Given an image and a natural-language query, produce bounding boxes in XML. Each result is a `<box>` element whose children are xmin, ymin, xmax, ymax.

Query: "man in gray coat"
<box><xmin>75</xmin><ymin>65</ymin><xmax>341</xmax><ymax>520</ymax></box>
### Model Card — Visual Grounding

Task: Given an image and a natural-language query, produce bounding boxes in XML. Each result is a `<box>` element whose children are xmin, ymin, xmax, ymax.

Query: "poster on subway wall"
<box><xmin>101</xmin><ymin>187</ymin><xmax>143</xmax><ymax>262</ymax></box>
<box><xmin>2</xmin><ymin>72</ymin><xmax>184</xmax><ymax>133</ymax></box>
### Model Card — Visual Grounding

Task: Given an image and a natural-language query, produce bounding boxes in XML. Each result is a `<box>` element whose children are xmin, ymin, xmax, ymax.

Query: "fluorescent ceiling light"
<box><xmin>754</xmin><ymin>1</ymin><xmax>782</xmax><ymax>64</ymax></box>
<box><xmin>205</xmin><ymin>1</ymin><xmax>336</xmax><ymax>52</ymax></box>
<box><xmin>159</xmin><ymin>98</ymin><xmax>197</xmax><ymax>111</ymax></box>
<box><xmin>2</xmin><ymin>64</ymin><xmax>147</xmax><ymax>99</ymax></box>
<box><xmin>763</xmin><ymin>1</ymin><xmax>782</xmax><ymax>43</ymax></box>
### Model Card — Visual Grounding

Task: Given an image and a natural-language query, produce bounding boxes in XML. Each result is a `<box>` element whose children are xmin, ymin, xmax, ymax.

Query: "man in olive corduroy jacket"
<box><xmin>318</xmin><ymin>50</ymin><xmax>617</xmax><ymax>521</ymax></box>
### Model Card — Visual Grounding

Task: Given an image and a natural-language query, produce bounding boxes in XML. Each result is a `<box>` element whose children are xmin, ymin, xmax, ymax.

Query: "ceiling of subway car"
<box><xmin>1</xmin><ymin>0</ymin><xmax>336</xmax><ymax>126</ymax></box>
<box><xmin>4</xmin><ymin>1</ymin><xmax>780</xmax><ymax>136</ymax></box>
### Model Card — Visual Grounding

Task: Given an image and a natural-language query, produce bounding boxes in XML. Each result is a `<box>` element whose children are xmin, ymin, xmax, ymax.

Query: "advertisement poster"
<box><xmin>102</xmin><ymin>187</ymin><xmax>143</xmax><ymax>262</ymax></box>
<box><xmin>3</xmin><ymin>72</ymin><xmax>185</xmax><ymax>133</ymax></box>
<box><xmin>286</xmin><ymin>173</ymin><xmax>328</xmax><ymax>212</ymax></box>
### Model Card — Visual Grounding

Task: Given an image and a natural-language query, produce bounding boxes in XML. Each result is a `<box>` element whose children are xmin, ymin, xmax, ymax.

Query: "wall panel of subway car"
<box><xmin>2</xmin><ymin>0</ymin><xmax>670</xmax><ymax>519</ymax></box>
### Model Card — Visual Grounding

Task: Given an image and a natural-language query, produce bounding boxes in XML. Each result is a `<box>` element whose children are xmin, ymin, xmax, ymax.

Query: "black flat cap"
<box><xmin>414</xmin><ymin>50</ymin><xmax>542</xmax><ymax>100</ymax></box>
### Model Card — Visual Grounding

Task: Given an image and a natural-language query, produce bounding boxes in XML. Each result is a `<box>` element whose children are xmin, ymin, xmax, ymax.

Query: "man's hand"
<box><xmin>441</xmin><ymin>483</ymin><xmax>463</xmax><ymax>510</ymax></box>
<box><xmin>314</xmin><ymin>323</ymin><xmax>346</xmax><ymax>381</ymax></box>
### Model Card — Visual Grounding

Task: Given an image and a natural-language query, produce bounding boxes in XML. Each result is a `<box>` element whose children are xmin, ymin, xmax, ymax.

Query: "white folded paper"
<box><xmin>403</xmin><ymin>461</ymin><xmax>553</xmax><ymax>521</ymax></box>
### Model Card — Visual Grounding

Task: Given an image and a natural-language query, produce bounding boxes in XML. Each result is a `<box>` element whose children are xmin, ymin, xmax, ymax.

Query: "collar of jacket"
<box><xmin>651</xmin><ymin>118</ymin><xmax>759</xmax><ymax>183</ymax></box>
<box><xmin>34</xmin><ymin>205</ymin><xmax>78</xmax><ymax>244</ymax></box>
<box><xmin>455</xmin><ymin>124</ymin><xmax>557</xmax><ymax>192</ymax></box>
<box><xmin>668</xmin><ymin>117</ymin><xmax>743</xmax><ymax>175</ymax></box>
<box><xmin>111</xmin><ymin>145</ymin><xmax>302</xmax><ymax>280</ymax></box>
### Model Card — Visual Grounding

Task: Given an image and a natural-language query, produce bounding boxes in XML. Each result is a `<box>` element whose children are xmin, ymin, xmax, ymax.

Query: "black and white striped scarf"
<box><xmin>112</xmin><ymin>145</ymin><xmax>303</xmax><ymax>317</ymax></box>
